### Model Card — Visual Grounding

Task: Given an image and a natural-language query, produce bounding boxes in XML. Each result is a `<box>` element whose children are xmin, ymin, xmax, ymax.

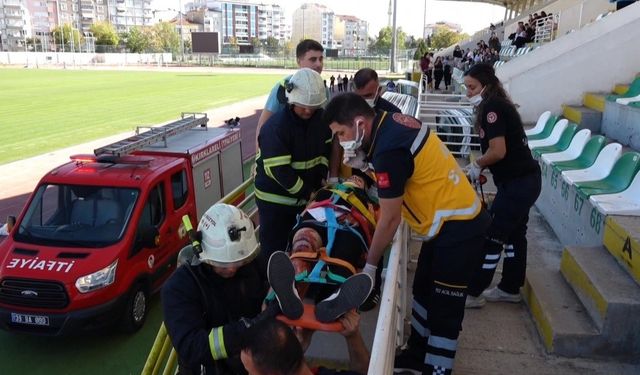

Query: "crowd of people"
<box><xmin>509</xmin><ymin>12</ymin><xmax>555</xmax><ymax>48</ymax></box>
<box><xmin>156</xmin><ymin>37</ymin><xmax>540</xmax><ymax>375</ymax></box>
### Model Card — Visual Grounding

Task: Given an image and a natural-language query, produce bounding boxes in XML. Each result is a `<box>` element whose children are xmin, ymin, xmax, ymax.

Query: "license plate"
<box><xmin>10</xmin><ymin>313</ymin><xmax>50</xmax><ymax>326</ymax></box>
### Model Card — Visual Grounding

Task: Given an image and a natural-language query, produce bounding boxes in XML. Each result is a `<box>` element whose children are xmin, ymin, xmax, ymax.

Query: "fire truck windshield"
<box><xmin>15</xmin><ymin>184</ymin><xmax>139</xmax><ymax>248</ymax></box>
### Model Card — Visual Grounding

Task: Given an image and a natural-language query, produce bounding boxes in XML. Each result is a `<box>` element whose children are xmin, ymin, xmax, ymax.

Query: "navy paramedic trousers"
<box><xmin>407</xmin><ymin>212</ymin><xmax>489</xmax><ymax>374</ymax></box>
<box><xmin>467</xmin><ymin>168</ymin><xmax>541</xmax><ymax>296</ymax></box>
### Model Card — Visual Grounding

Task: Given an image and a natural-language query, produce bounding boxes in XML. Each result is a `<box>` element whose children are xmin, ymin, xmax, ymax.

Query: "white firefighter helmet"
<box><xmin>285</xmin><ymin>68</ymin><xmax>327</xmax><ymax>108</ymax></box>
<box><xmin>197</xmin><ymin>203</ymin><xmax>259</xmax><ymax>268</ymax></box>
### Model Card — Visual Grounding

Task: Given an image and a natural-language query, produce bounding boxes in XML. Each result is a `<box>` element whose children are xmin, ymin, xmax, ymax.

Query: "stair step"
<box><xmin>583</xmin><ymin>93</ymin><xmax>606</xmax><ymax>112</ymax></box>
<box><xmin>524</xmin><ymin>269</ymin><xmax>599</xmax><ymax>357</ymax></box>
<box><xmin>603</xmin><ymin>215</ymin><xmax>640</xmax><ymax>285</ymax></box>
<box><xmin>560</xmin><ymin>246</ymin><xmax>640</xmax><ymax>334</ymax></box>
<box><xmin>561</xmin><ymin>105</ymin><xmax>602</xmax><ymax>132</ymax></box>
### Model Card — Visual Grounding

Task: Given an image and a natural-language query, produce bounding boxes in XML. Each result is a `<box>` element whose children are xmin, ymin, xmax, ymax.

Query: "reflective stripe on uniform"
<box><xmin>209</xmin><ymin>326</ymin><xmax>228</xmax><ymax>360</ymax></box>
<box><xmin>263</xmin><ymin>155</ymin><xmax>292</xmax><ymax>182</ymax></box>
<box><xmin>410</xmin><ymin>124</ymin><xmax>430</xmax><ymax>155</ymax></box>
<box><xmin>287</xmin><ymin>177</ymin><xmax>304</xmax><ymax>195</ymax></box>
<box><xmin>291</xmin><ymin>156</ymin><xmax>329</xmax><ymax>170</ymax></box>
<box><xmin>426</xmin><ymin>197</ymin><xmax>481</xmax><ymax>238</ymax></box>
<box><xmin>255</xmin><ymin>188</ymin><xmax>306</xmax><ymax>206</ymax></box>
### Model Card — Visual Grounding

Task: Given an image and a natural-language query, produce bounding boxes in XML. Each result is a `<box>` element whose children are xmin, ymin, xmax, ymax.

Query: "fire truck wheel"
<box><xmin>120</xmin><ymin>283</ymin><xmax>148</xmax><ymax>333</ymax></box>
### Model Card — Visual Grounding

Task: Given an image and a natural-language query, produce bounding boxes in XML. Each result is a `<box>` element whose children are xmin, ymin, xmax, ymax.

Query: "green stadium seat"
<box><xmin>527</xmin><ymin>115</ymin><xmax>559</xmax><ymax>141</ymax></box>
<box><xmin>574</xmin><ymin>152</ymin><xmax>640</xmax><ymax>197</ymax></box>
<box><xmin>552</xmin><ymin>135</ymin><xmax>606</xmax><ymax>172</ymax></box>
<box><xmin>532</xmin><ymin>122</ymin><xmax>578</xmax><ymax>157</ymax></box>
<box><xmin>606</xmin><ymin>77</ymin><xmax>640</xmax><ymax>101</ymax></box>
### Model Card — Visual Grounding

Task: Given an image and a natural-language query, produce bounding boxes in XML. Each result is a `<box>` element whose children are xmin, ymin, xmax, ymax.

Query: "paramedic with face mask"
<box><xmin>324</xmin><ymin>93</ymin><xmax>490</xmax><ymax>375</ymax></box>
<box><xmin>462</xmin><ymin>64</ymin><xmax>541</xmax><ymax>309</ymax></box>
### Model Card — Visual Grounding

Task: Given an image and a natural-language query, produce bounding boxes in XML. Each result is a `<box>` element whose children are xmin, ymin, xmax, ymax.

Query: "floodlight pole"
<box><xmin>179</xmin><ymin>0</ymin><xmax>185</xmax><ymax>63</ymax></box>
<box><xmin>390</xmin><ymin>0</ymin><xmax>397</xmax><ymax>72</ymax></box>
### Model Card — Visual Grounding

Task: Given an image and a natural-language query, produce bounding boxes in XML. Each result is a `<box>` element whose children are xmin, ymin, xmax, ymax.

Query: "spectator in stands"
<box><xmin>324</xmin><ymin>93</ymin><xmax>490</xmax><ymax>375</ymax></box>
<box><xmin>443</xmin><ymin>57</ymin><xmax>453</xmax><ymax>91</ymax></box>
<box><xmin>461</xmin><ymin>63</ymin><xmax>541</xmax><ymax>309</ymax></box>
<box><xmin>525</xmin><ymin>23</ymin><xmax>535</xmax><ymax>42</ymax></box>
<box><xmin>512</xmin><ymin>24</ymin><xmax>527</xmax><ymax>48</ymax></box>
<box><xmin>453</xmin><ymin>45</ymin><xmax>463</xmax><ymax>67</ymax></box>
<box><xmin>330</xmin><ymin>75</ymin><xmax>336</xmax><ymax>92</ymax></box>
<box><xmin>489</xmin><ymin>32</ymin><xmax>501</xmax><ymax>52</ymax></box>
<box><xmin>240</xmin><ymin>314</ymin><xmax>369</xmax><ymax>375</ymax></box>
<box><xmin>419</xmin><ymin>52</ymin><xmax>431</xmax><ymax>91</ymax></box>
<box><xmin>433</xmin><ymin>56</ymin><xmax>444</xmax><ymax>90</ymax></box>
<box><xmin>353</xmin><ymin>68</ymin><xmax>401</xmax><ymax>113</ymax></box>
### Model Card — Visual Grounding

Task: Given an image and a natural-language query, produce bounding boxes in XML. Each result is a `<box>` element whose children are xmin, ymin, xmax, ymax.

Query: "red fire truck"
<box><xmin>0</xmin><ymin>113</ymin><xmax>244</xmax><ymax>335</ymax></box>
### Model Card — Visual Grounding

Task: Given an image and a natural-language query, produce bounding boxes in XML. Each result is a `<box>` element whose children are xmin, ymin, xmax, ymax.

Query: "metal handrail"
<box><xmin>368</xmin><ymin>222</ymin><xmax>409</xmax><ymax>374</ymax></box>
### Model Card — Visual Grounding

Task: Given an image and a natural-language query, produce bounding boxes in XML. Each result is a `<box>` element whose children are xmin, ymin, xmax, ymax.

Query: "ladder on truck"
<box><xmin>94</xmin><ymin>112</ymin><xmax>209</xmax><ymax>157</ymax></box>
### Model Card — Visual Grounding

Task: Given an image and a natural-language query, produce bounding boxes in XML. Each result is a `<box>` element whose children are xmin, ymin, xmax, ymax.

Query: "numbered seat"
<box><xmin>541</xmin><ymin>129</ymin><xmax>591</xmax><ymax>164</ymax></box>
<box><xmin>531</xmin><ymin>122</ymin><xmax>578</xmax><ymax>157</ymax></box>
<box><xmin>525</xmin><ymin>111</ymin><xmax>551</xmax><ymax>137</ymax></box>
<box><xmin>551</xmin><ymin>135</ymin><xmax>606</xmax><ymax>171</ymax></box>
<box><xmin>589</xmin><ymin>171</ymin><xmax>640</xmax><ymax>215</ymax></box>
<box><xmin>528</xmin><ymin>119</ymin><xmax>568</xmax><ymax>149</ymax></box>
<box><xmin>574</xmin><ymin>152</ymin><xmax>640</xmax><ymax>198</ymax></box>
<box><xmin>527</xmin><ymin>114</ymin><xmax>559</xmax><ymax>141</ymax></box>
<box><xmin>561</xmin><ymin>143</ymin><xmax>622</xmax><ymax>185</ymax></box>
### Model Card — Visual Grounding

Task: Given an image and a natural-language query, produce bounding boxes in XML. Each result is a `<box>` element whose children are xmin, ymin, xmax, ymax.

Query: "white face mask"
<box><xmin>468</xmin><ymin>87</ymin><xmax>485</xmax><ymax>107</ymax></box>
<box><xmin>339</xmin><ymin>122</ymin><xmax>364</xmax><ymax>151</ymax></box>
<box><xmin>364</xmin><ymin>87</ymin><xmax>381</xmax><ymax>108</ymax></box>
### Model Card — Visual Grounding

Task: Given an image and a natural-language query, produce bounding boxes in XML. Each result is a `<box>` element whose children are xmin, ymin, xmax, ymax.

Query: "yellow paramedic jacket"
<box><xmin>367</xmin><ymin>111</ymin><xmax>481</xmax><ymax>239</ymax></box>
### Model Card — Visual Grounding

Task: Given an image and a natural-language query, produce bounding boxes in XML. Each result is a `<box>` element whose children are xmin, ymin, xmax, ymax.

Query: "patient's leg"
<box><xmin>290</xmin><ymin>227</ymin><xmax>322</xmax><ymax>297</ymax></box>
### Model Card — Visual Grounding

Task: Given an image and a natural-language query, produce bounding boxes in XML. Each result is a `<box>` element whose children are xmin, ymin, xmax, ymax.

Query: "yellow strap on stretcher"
<box><xmin>289</xmin><ymin>248</ymin><xmax>357</xmax><ymax>276</ymax></box>
<box><xmin>327</xmin><ymin>188</ymin><xmax>377</xmax><ymax>227</ymax></box>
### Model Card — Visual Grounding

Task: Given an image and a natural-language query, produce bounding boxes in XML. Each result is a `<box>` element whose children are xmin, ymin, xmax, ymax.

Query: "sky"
<box><xmin>153</xmin><ymin>0</ymin><xmax>506</xmax><ymax>38</ymax></box>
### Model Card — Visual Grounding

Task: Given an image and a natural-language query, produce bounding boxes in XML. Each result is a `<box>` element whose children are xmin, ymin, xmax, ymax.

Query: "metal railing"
<box><xmin>418</xmin><ymin>74</ymin><xmax>479</xmax><ymax>158</ymax></box>
<box><xmin>368</xmin><ymin>222</ymin><xmax>409</xmax><ymax>373</ymax></box>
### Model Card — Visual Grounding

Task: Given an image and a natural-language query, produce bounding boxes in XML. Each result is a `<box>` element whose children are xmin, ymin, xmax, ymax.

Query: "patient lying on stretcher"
<box><xmin>266</xmin><ymin>175</ymin><xmax>379</xmax><ymax>327</ymax></box>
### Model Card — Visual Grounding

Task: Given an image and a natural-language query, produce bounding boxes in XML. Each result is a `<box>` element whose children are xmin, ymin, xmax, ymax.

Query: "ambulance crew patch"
<box><xmin>376</xmin><ymin>172</ymin><xmax>391</xmax><ymax>189</ymax></box>
<box><xmin>392</xmin><ymin>113</ymin><xmax>421</xmax><ymax>129</ymax></box>
<box><xmin>487</xmin><ymin>112</ymin><xmax>498</xmax><ymax>124</ymax></box>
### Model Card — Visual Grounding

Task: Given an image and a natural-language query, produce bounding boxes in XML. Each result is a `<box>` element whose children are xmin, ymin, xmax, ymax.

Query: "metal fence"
<box><xmin>418</xmin><ymin>73</ymin><xmax>479</xmax><ymax>159</ymax></box>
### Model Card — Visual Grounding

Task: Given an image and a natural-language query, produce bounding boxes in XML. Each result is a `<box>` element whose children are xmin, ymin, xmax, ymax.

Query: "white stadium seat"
<box><xmin>561</xmin><ymin>143</ymin><xmax>622</xmax><ymax>185</ymax></box>
<box><xmin>541</xmin><ymin>129</ymin><xmax>591</xmax><ymax>163</ymax></box>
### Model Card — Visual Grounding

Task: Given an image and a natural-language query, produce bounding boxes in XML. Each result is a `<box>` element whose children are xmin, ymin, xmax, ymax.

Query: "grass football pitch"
<box><xmin>0</xmin><ymin>68</ymin><xmax>280</xmax><ymax>165</ymax></box>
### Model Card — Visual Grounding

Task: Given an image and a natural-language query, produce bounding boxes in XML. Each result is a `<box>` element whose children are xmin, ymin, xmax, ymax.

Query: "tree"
<box><xmin>126</xmin><ymin>26</ymin><xmax>153</xmax><ymax>53</ymax></box>
<box><xmin>430</xmin><ymin>27</ymin><xmax>469</xmax><ymax>50</ymax></box>
<box><xmin>413</xmin><ymin>38</ymin><xmax>429</xmax><ymax>59</ymax></box>
<box><xmin>153</xmin><ymin>22</ymin><xmax>180</xmax><ymax>54</ymax></box>
<box><xmin>369</xmin><ymin>26</ymin><xmax>407</xmax><ymax>55</ymax></box>
<box><xmin>52</xmin><ymin>24</ymin><xmax>81</xmax><ymax>50</ymax></box>
<box><xmin>90</xmin><ymin>21</ymin><xmax>119</xmax><ymax>46</ymax></box>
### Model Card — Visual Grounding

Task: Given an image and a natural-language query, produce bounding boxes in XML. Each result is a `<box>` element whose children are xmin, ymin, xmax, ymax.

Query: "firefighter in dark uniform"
<box><xmin>324</xmin><ymin>93</ymin><xmax>491</xmax><ymax>375</ymax></box>
<box><xmin>255</xmin><ymin>68</ymin><xmax>332</xmax><ymax>266</ymax></box>
<box><xmin>162</xmin><ymin>203</ymin><xmax>273</xmax><ymax>375</ymax></box>
<box><xmin>462</xmin><ymin>63</ymin><xmax>542</xmax><ymax>308</ymax></box>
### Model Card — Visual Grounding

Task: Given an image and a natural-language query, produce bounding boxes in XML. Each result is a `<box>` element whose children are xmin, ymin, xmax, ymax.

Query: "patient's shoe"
<box><xmin>268</xmin><ymin>251</ymin><xmax>304</xmax><ymax>320</ymax></box>
<box><xmin>315</xmin><ymin>273</ymin><xmax>373</xmax><ymax>323</ymax></box>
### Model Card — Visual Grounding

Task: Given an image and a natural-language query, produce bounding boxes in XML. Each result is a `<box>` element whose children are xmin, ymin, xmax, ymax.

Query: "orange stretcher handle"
<box><xmin>276</xmin><ymin>304</ymin><xmax>345</xmax><ymax>332</ymax></box>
